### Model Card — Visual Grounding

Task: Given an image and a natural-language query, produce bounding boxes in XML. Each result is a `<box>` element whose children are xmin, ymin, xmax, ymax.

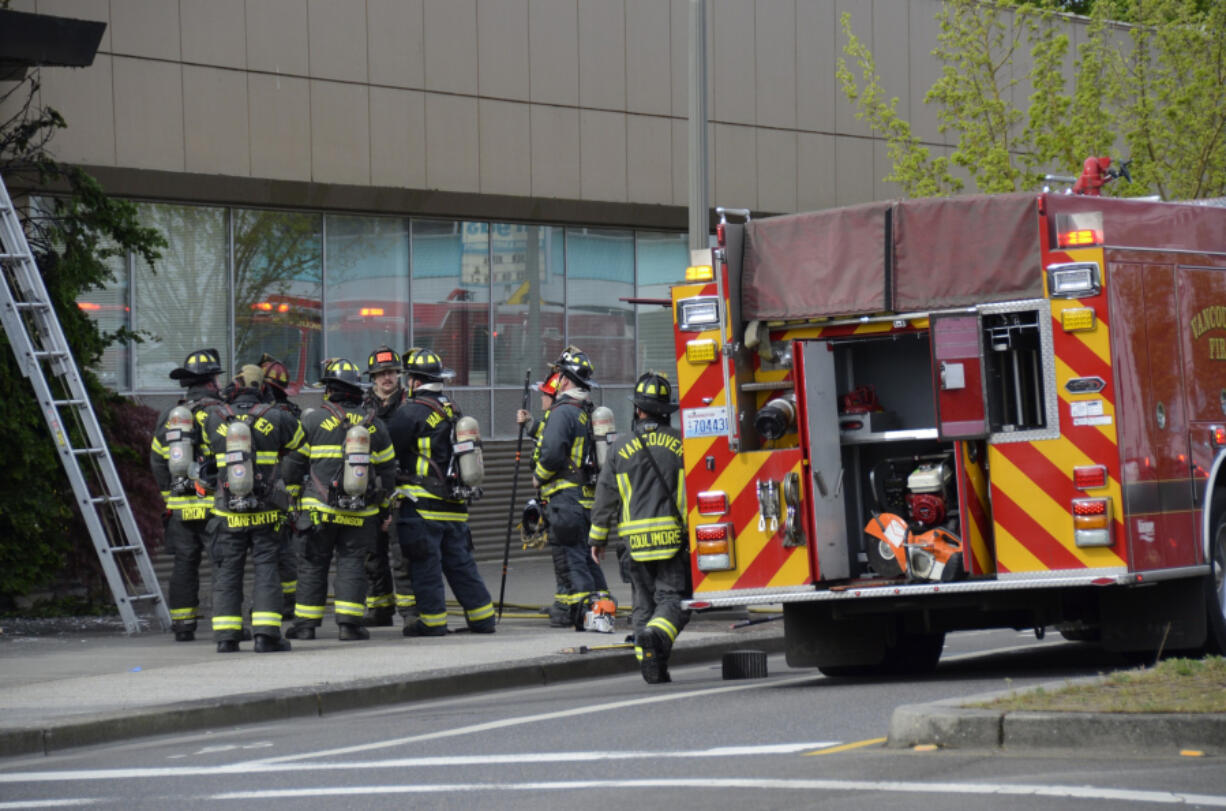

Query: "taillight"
<box><xmin>696</xmin><ymin>491</ymin><xmax>728</xmax><ymax>516</ymax></box>
<box><xmin>695</xmin><ymin>523</ymin><xmax>734</xmax><ymax>571</ymax></box>
<box><xmin>717</xmin><ymin>221</ymin><xmax>726</xmax><ymax>247</ymax></box>
<box><xmin>1072</xmin><ymin>497</ymin><xmax>1112</xmax><ymax>547</ymax></box>
<box><xmin>1073</xmin><ymin>465</ymin><xmax>1107</xmax><ymax>490</ymax></box>
<box><xmin>1212</xmin><ymin>426</ymin><xmax>1226</xmax><ymax>448</ymax></box>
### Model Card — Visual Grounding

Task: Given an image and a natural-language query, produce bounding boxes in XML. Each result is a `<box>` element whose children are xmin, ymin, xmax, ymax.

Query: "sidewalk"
<box><xmin>0</xmin><ymin>555</ymin><xmax>782</xmax><ymax>758</ymax></box>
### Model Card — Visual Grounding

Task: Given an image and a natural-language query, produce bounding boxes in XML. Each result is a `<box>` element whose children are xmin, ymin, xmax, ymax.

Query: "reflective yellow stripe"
<box><xmin>620</xmin><ymin>516</ymin><xmax>683</xmax><ymax>533</ymax></box>
<box><xmin>616</xmin><ymin>472</ymin><xmax>632</xmax><ymax>523</ymax></box>
<box><xmin>396</xmin><ymin>593</ymin><xmax>417</xmax><ymax>608</ymax></box>
<box><xmin>256</xmin><ymin>451</ymin><xmax>280</xmax><ymax>464</ymax></box>
<box><xmin>300</xmin><ymin>497</ymin><xmax>380</xmax><ymax>518</ymax></box>
<box><xmin>589</xmin><ymin>523</ymin><xmax>610</xmax><ymax>542</ymax></box>
<box><xmin>212</xmin><ymin>615</ymin><xmax>243</xmax><ymax>631</ymax></box>
<box><xmin>466</xmin><ymin>603</ymin><xmax>495</xmax><ymax>622</ymax></box>
<box><xmin>367</xmin><ymin>594</ymin><xmax>393</xmax><ymax>609</ymax></box>
<box><xmin>296</xmin><ymin>604</ymin><xmax>325</xmax><ymax>619</ymax></box>
<box><xmin>288</xmin><ymin>424</ymin><xmax>305</xmax><ymax>449</ymax></box>
<box><xmin>420</xmin><ymin>611</ymin><xmax>448</xmax><ymax>628</ymax></box>
<box><xmin>647</xmin><ymin>617</ymin><xmax>679</xmax><ymax>642</ymax></box>
<box><xmin>311</xmin><ymin>445</ymin><xmax>343</xmax><ymax>459</ymax></box>
<box><xmin>170</xmin><ymin>607</ymin><xmax>197</xmax><ymax>620</ymax></box>
<box><xmin>335</xmin><ymin>600</ymin><xmax>364</xmax><ymax>617</ymax></box>
<box><xmin>371</xmin><ymin>445</ymin><xmax>394</xmax><ymax>464</ymax></box>
<box><xmin>281</xmin><ymin>580</ymin><xmax>296</xmax><ymax>593</ymax></box>
<box><xmin>252</xmin><ymin>611</ymin><xmax>281</xmax><ymax>628</ymax></box>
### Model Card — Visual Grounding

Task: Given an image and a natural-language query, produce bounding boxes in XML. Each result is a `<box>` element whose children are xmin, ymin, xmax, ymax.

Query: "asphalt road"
<box><xmin>3</xmin><ymin>629</ymin><xmax>1225</xmax><ymax>810</ymax></box>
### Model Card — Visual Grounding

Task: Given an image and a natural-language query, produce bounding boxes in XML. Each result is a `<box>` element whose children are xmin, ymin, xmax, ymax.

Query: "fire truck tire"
<box><xmin>1205</xmin><ymin>508</ymin><xmax>1226</xmax><ymax>655</ymax></box>
<box><xmin>881</xmin><ymin>630</ymin><xmax>945</xmax><ymax>675</ymax></box>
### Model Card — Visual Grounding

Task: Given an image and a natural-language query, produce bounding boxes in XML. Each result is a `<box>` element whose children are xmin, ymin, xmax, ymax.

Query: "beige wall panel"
<box><xmin>531</xmin><ymin>104</ymin><xmax>580</xmax><ymax>199</ymax></box>
<box><xmin>180</xmin><ymin>0</ymin><xmax>247</xmax><ymax>69</ymax></box>
<box><xmin>110</xmin><ymin>0</ymin><xmax>180</xmax><ymax>61</ymax></box>
<box><xmin>670</xmin><ymin>118</ymin><xmax>715</xmax><ymax>208</ymax></box>
<box><xmin>578</xmin><ymin>0</ymin><xmax>626</xmax><ymax>110</ymax></box>
<box><xmin>833</xmin><ymin>0</ymin><xmax>871</xmax><ymax>137</ymax></box>
<box><xmin>833</xmin><ymin>134</ymin><xmax>874</xmax><ymax>205</ymax></box>
<box><xmin>627</xmin><ymin>114</ymin><xmax>671</xmax><ymax>205</ymax></box>
<box><xmin>757</xmin><ymin>129</ymin><xmax>797</xmax><ymax>214</ymax></box>
<box><xmin>907</xmin><ymin>0</ymin><xmax>944</xmax><ymax>145</ymax></box>
<box><xmin>713</xmin><ymin>123</ymin><xmax>756</xmax><ymax>209</ymax></box>
<box><xmin>8</xmin><ymin>0</ymin><xmax>35</xmax><ymax>13</ymax></box>
<box><xmin>580</xmin><ymin>109</ymin><xmax>627</xmax><ymax>202</ymax></box>
<box><xmin>37</xmin><ymin>58</ymin><xmax>115</xmax><ymax>167</ymax></box>
<box><xmin>424</xmin><ymin>0</ymin><xmax>477</xmax><ymax>95</ymax></box>
<box><xmin>425</xmin><ymin>93</ymin><xmax>479</xmax><ymax>192</ymax></box>
<box><xmin>796</xmin><ymin>0</ymin><xmax>836</xmax><ymax>134</ymax></box>
<box><xmin>711</xmin><ymin>0</ymin><xmax>754</xmax><ymax>125</ymax></box>
<box><xmin>669</xmin><ymin>0</ymin><xmax>686</xmax><ymax>117</ymax></box>
<box><xmin>798</xmin><ymin>131</ymin><xmax>837</xmax><ymax>212</ymax></box>
<box><xmin>477</xmin><ymin>0</ymin><xmax>530</xmax><ymax>101</ymax></box>
<box><xmin>872</xmin><ymin>0</ymin><xmax>910</xmax><ymax>124</ymax></box>
<box><xmin>183</xmin><ymin>66</ymin><xmax>250</xmax><ymax>176</ymax></box>
<box><xmin>113</xmin><ymin>57</ymin><xmax>184</xmax><ymax>171</ymax></box>
<box><xmin>308</xmin><ymin>0</ymin><xmax>368</xmax><ymax>83</ymax></box>
<box><xmin>479</xmin><ymin>99</ymin><xmax>531</xmax><ymax>196</ymax></box>
<box><xmin>872</xmin><ymin>139</ymin><xmax>905</xmax><ymax>201</ymax></box>
<box><xmin>626</xmin><ymin>0</ymin><xmax>670</xmax><ymax>116</ymax></box>
<box><xmin>311</xmin><ymin>80</ymin><xmax>370</xmax><ymax>185</ymax></box>
<box><xmin>37</xmin><ymin>2</ymin><xmax>110</xmax><ymax>65</ymax></box>
<box><xmin>247</xmin><ymin>0</ymin><xmax>309</xmax><ymax>76</ymax></box>
<box><xmin>369</xmin><ymin>87</ymin><xmax>426</xmax><ymax>189</ymax></box>
<box><xmin>530</xmin><ymin>0</ymin><xmax>579</xmax><ymax>106</ymax></box>
<box><xmin>248</xmin><ymin>73</ymin><xmax>311</xmax><ymax>181</ymax></box>
<box><xmin>755</xmin><ymin>0</ymin><xmax>797</xmax><ymax>130</ymax></box>
<box><xmin>368</xmin><ymin>0</ymin><xmax>425</xmax><ymax>88</ymax></box>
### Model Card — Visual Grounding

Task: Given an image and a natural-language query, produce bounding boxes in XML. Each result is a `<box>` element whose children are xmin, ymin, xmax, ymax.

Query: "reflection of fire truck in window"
<box><xmin>673</xmin><ymin>187</ymin><xmax>1226</xmax><ymax>674</ymax></box>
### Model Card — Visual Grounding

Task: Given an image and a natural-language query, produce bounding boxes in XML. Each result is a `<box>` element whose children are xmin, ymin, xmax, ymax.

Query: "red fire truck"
<box><xmin>672</xmin><ymin>190</ymin><xmax>1226</xmax><ymax>673</ymax></box>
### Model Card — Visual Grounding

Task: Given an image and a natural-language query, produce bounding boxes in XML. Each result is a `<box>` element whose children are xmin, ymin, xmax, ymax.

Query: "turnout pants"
<box><xmin>165</xmin><ymin>512</ymin><xmax>211</xmax><ymax>632</ymax></box>
<box><xmin>546</xmin><ymin>489</ymin><xmax>609</xmax><ymax>613</ymax></box>
<box><xmin>629</xmin><ymin>548</ymin><xmax>691</xmax><ymax>660</ymax></box>
<box><xmin>365</xmin><ymin>518</ymin><xmax>416</xmax><ymax>617</ymax></box>
<box><xmin>396</xmin><ymin>502</ymin><xmax>495</xmax><ymax>635</ymax></box>
<box><xmin>295</xmin><ymin>513</ymin><xmax>376</xmax><ymax>629</ymax></box>
<box><xmin>209</xmin><ymin>518</ymin><xmax>284</xmax><ymax>642</ymax></box>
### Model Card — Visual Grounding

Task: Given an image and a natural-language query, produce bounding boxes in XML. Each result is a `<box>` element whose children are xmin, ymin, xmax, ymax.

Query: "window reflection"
<box><xmin>491</xmin><ymin>224</ymin><xmax>564</xmax><ymax>386</ymax></box>
<box><xmin>636</xmin><ymin>231</ymin><xmax>688</xmax><ymax>379</ymax></box>
<box><xmin>411</xmin><ymin>220</ymin><xmax>490</xmax><ymax>386</ymax></box>
<box><xmin>566</xmin><ymin>227</ymin><xmax>634</xmax><ymax>385</ymax></box>
<box><xmin>233</xmin><ymin>209</ymin><xmax>322</xmax><ymax>388</ymax></box>
<box><xmin>324</xmin><ymin>215</ymin><xmax>410</xmax><ymax>370</ymax></box>
<box><xmin>132</xmin><ymin>203</ymin><xmax>228</xmax><ymax>390</ymax></box>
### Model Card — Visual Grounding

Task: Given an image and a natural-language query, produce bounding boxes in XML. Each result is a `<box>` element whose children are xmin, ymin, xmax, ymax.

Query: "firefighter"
<box><xmin>532</xmin><ymin>348</ymin><xmax>611</xmax><ymax>626</ymax></box>
<box><xmin>150</xmin><ymin>349</ymin><xmax>225</xmax><ymax>642</ymax></box>
<box><xmin>360</xmin><ymin>345</ymin><xmax>417</xmax><ymax>627</ymax></box>
<box><xmin>202</xmin><ymin>364</ymin><xmax>303</xmax><ymax>653</ymax></box>
<box><xmin>283</xmin><ymin>359</ymin><xmax>397</xmax><ymax>642</ymax></box>
<box><xmin>516</xmin><ymin>371</ymin><xmax>577</xmax><ymax>627</ymax></box>
<box><xmin>390</xmin><ymin>349</ymin><xmax>496</xmax><ymax>637</ymax></box>
<box><xmin>258</xmin><ymin>353</ymin><xmax>301</xmax><ymax>620</ymax></box>
<box><xmin>589</xmin><ymin>371</ymin><xmax>688</xmax><ymax>684</ymax></box>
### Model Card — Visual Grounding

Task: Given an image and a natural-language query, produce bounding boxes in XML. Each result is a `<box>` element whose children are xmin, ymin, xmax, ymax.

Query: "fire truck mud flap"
<box><xmin>784</xmin><ymin>603</ymin><xmax>944</xmax><ymax>677</ymax></box>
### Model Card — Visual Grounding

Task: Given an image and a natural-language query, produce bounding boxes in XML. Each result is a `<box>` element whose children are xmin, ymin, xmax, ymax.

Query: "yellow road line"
<box><xmin>803</xmin><ymin>737</ymin><xmax>887</xmax><ymax>756</ymax></box>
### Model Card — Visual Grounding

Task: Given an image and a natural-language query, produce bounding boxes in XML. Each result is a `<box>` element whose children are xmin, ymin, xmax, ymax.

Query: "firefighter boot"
<box><xmin>638</xmin><ymin>629</ymin><xmax>671</xmax><ymax>684</ymax></box>
<box><xmin>281</xmin><ymin>591</ymin><xmax>297</xmax><ymax>622</ymax></box>
<box><xmin>254</xmin><ymin>634</ymin><xmax>292</xmax><ymax>653</ymax></box>
<box><xmin>547</xmin><ymin>601</ymin><xmax>572</xmax><ymax>628</ymax></box>
<box><xmin>339</xmin><ymin>623</ymin><xmax>371</xmax><ymax>641</ymax></box>
<box><xmin>216</xmin><ymin>640</ymin><xmax>239</xmax><ymax>653</ymax></box>
<box><xmin>174</xmin><ymin>629</ymin><xmax>195</xmax><ymax>642</ymax></box>
<box><xmin>362</xmin><ymin>607</ymin><xmax>395</xmax><ymax>627</ymax></box>
<box><xmin>285</xmin><ymin>624</ymin><xmax>316</xmax><ymax>640</ymax></box>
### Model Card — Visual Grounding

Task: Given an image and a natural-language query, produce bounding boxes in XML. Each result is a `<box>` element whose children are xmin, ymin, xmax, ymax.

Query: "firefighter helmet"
<box><xmin>258</xmin><ymin>354</ymin><xmax>291</xmax><ymax>393</ymax></box>
<box><xmin>536</xmin><ymin>372</ymin><xmax>562</xmax><ymax>397</ymax></box>
<box><xmin>631</xmin><ymin>371</ymin><xmax>679</xmax><ymax>416</ymax></box>
<box><xmin>404</xmin><ymin>348</ymin><xmax>449</xmax><ymax>382</ymax></box>
<box><xmin>169</xmin><ymin>348</ymin><xmax>222</xmax><ymax>381</ymax></box>
<box><xmin>366</xmin><ymin>345</ymin><xmax>402</xmax><ymax>376</ymax></box>
<box><xmin>319</xmin><ymin>358</ymin><xmax>363</xmax><ymax>392</ymax></box>
<box><xmin>554</xmin><ymin>349</ymin><xmax>595</xmax><ymax>389</ymax></box>
<box><xmin>232</xmin><ymin>363</ymin><xmax>264</xmax><ymax>392</ymax></box>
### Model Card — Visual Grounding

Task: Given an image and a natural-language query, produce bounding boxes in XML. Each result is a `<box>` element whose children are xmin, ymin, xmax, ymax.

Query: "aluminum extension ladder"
<box><xmin>0</xmin><ymin>171</ymin><xmax>170</xmax><ymax>634</ymax></box>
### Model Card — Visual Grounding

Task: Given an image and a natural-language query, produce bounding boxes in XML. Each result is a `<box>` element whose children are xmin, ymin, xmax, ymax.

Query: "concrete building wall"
<box><xmin>6</xmin><ymin>0</ymin><xmax>1081</xmax><ymax>227</ymax></box>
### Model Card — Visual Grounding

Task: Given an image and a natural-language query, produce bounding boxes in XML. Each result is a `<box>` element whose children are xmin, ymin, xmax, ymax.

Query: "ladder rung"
<box><xmin>89</xmin><ymin>495</ymin><xmax>125</xmax><ymax>504</ymax></box>
<box><xmin>125</xmin><ymin>593</ymin><xmax>161</xmax><ymax>603</ymax></box>
<box><xmin>14</xmin><ymin>301</ymin><xmax>50</xmax><ymax>310</ymax></box>
<box><xmin>72</xmin><ymin>447</ymin><xmax>106</xmax><ymax>456</ymax></box>
<box><xmin>105</xmin><ymin>544</ymin><xmax>144</xmax><ymax>554</ymax></box>
<box><xmin>34</xmin><ymin>350</ymin><xmax>69</xmax><ymax>359</ymax></box>
<box><xmin>0</xmin><ymin>252</ymin><xmax>32</xmax><ymax>261</ymax></box>
<box><xmin>54</xmin><ymin>399</ymin><xmax>86</xmax><ymax>407</ymax></box>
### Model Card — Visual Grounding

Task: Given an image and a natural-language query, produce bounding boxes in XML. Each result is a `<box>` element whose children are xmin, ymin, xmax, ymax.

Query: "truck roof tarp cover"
<box><xmin>892</xmin><ymin>193</ymin><xmax>1041</xmax><ymax>310</ymax></box>
<box><xmin>742</xmin><ymin>201</ymin><xmax>890</xmax><ymax>319</ymax></box>
<box><xmin>741</xmin><ymin>194</ymin><xmax>1041</xmax><ymax>319</ymax></box>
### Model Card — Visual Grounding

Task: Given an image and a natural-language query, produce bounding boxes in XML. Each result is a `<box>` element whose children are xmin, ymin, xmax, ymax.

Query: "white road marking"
<box><xmin>244</xmin><ymin>673</ymin><xmax>819</xmax><ymax>765</ymax></box>
<box><xmin>211</xmin><ymin>777</ymin><xmax>1226</xmax><ymax>805</ymax></box>
<box><xmin>0</xmin><ymin>743</ymin><xmax>836</xmax><ymax>783</ymax></box>
<box><xmin>0</xmin><ymin>801</ymin><xmax>99</xmax><ymax>808</ymax></box>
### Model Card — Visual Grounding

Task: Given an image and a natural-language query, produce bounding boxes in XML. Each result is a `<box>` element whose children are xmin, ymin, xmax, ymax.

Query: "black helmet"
<box><xmin>631</xmin><ymin>371</ymin><xmax>678</xmax><ymax>416</ymax></box>
<box><xmin>319</xmin><ymin>358</ymin><xmax>363</xmax><ymax>391</ymax></box>
<box><xmin>404</xmin><ymin>348</ymin><xmax>449</xmax><ymax>382</ymax></box>
<box><xmin>366</xmin><ymin>345</ymin><xmax>402</xmax><ymax>376</ymax></box>
<box><xmin>554</xmin><ymin>348</ymin><xmax>594</xmax><ymax>389</ymax></box>
<box><xmin>169</xmin><ymin>348</ymin><xmax>222</xmax><ymax>380</ymax></box>
<box><xmin>258</xmin><ymin>353</ymin><xmax>291</xmax><ymax>393</ymax></box>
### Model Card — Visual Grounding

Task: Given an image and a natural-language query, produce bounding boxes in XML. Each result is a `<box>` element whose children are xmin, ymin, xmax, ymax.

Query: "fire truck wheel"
<box><xmin>881</xmin><ymin>630</ymin><xmax>945</xmax><ymax>675</ymax></box>
<box><xmin>1206</xmin><ymin>508</ymin><xmax>1226</xmax><ymax>655</ymax></box>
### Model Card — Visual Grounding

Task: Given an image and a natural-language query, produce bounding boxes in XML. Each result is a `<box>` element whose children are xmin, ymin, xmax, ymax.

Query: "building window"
<box><xmin>411</xmin><ymin>219</ymin><xmax>490</xmax><ymax>387</ymax></box>
<box><xmin>636</xmin><ymin>231</ymin><xmax>687</xmax><ymax>379</ymax></box>
<box><xmin>324</xmin><ymin>214</ymin><xmax>410</xmax><ymax>371</ymax></box>
<box><xmin>132</xmin><ymin>203</ymin><xmax>229</xmax><ymax>391</ymax></box>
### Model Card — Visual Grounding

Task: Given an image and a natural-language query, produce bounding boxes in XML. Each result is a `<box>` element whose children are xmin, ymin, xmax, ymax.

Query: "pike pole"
<box><xmin>497</xmin><ymin>369</ymin><xmax>532</xmax><ymax>621</ymax></box>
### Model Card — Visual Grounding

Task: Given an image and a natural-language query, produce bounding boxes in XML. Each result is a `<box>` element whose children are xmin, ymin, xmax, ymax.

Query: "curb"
<box><xmin>888</xmin><ymin>679</ymin><xmax>1226</xmax><ymax>755</ymax></box>
<box><xmin>0</xmin><ymin>631</ymin><xmax>785</xmax><ymax>758</ymax></box>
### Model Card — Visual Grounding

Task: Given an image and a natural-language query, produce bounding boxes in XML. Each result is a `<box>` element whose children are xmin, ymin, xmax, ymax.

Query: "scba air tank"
<box><xmin>224</xmin><ymin>420</ymin><xmax>254</xmax><ymax>498</ymax></box>
<box><xmin>165</xmin><ymin>406</ymin><xmax>195</xmax><ymax>479</ymax></box>
<box><xmin>342</xmin><ymin>425</ymin><xmax>371</xmax><ymax>497</ymax></box>
<box><xmin>591</xmin><ymin>406</ymin><xmax>616</xmax><ymax>470</ymax></box>
<box><xmin>454</xmin><ymin>416</ymin><xmax>484</xmax><ymax>486</ymax></box>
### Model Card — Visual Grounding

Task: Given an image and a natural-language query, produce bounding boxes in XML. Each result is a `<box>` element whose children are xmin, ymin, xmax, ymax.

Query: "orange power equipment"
<box><xmin>673</xmin><ymin>191</ymin><xmax>1226</xmax><ymax>674</ymax></box>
